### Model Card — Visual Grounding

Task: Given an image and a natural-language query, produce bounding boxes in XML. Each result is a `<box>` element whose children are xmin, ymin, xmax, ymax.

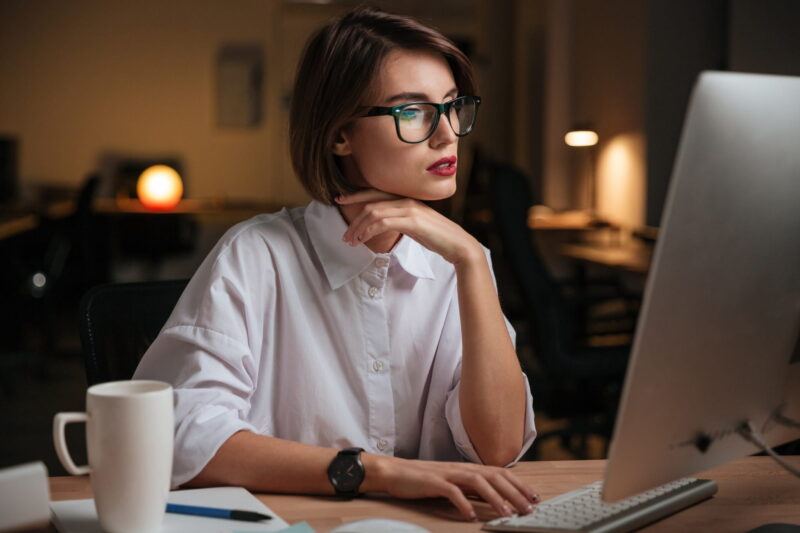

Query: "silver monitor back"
<box><xmin>603</xmin><ymin>71</ymin><xmax>800</xmax><ymax>501</ymax></box>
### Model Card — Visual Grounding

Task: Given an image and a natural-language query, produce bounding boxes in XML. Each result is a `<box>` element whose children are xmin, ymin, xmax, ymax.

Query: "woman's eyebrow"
<box><xmin>383</xmin><ymin>88</ymin><xmax>459</xmax><ymax>104</ymax></box>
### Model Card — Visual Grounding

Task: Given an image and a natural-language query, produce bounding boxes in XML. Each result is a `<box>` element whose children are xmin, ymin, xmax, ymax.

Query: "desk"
<box><xmin>48</xmin><ymin>457</ymin><xmax>799</xmax><ymax>532</ymax></box>
<box><xmin>93</xmin><ymin>197</ymin><xmax>285</xmax><ymax>220</ymax></box>
<box><xmin>528</xmin><ymin>209</ymin><xmax>613</xmax><ymax>231</ymax></box>
<box><xmin>0</xmin><ymin>197</ymin><xmax>287</xmax><ymax>243</ymax></box>
<box><xmin>0</xmin><ymin>212</ymin><xmax>38</xmax><ymax>240</ymax></box>
<box><xmin>560</xmin><ymin>242</ymin><xmax>653</xmax><ymax>275</ymax></box>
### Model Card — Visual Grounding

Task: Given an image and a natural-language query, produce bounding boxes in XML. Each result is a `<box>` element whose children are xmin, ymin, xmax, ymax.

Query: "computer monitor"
<box><xmin>603</xmin><ymin>71</ymin><xmax>800</xmax><ymax>501</ymax></box>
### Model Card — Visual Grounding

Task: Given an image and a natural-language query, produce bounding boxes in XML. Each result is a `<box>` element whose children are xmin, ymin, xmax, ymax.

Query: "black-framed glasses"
<box><xmin>361</xmin><ymin>95</ymin><xmax>481</xmax><ymax>144</ymax></box>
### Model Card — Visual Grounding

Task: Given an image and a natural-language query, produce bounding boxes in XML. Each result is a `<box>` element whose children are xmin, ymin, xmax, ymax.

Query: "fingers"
<box><xmin>351</xmin><ymin>218</ymin><xmax>395</xmax><ymax>246</ymax></box>
<box><xmin>431</xmin><ymin>478</ymin><xmax>476</xmax><ymax>521</ymax></box>
<box><xmin>446</xmin><ymin>466</ymin><xmax>538</xmax><ymax>516</ymax></box>
<box><xmin>342</xmin><ymin>204</ymin><xmax>411</xmax><ymax>245</ymax></box>
<box><xmin>487</xmin><ymin>470</ymin><xmax>535</xmax><ymax>515</ymax></box>
<box><xmin>453</xmin><ymin>471</ymin><xmax>514</xmax><ymax>518</ymax></box>
<box><xmin>335</xmin><ymin>189</ymin><xmax>402</xmax><ymax>204</ymax></box>
<box><xmin>501</xmin><ymin>469</ymin><xmax>540</xmax><ymax>505</ymax></box>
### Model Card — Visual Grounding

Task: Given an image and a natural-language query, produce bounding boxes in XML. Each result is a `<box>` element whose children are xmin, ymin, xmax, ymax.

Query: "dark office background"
<box><xmin>1</xmin><ymin>0</ymin><xmax>799</xmax><ymax>475</ymax></box>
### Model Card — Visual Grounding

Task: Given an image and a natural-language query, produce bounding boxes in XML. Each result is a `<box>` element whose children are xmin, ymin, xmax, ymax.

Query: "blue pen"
<box><xmin>166</xmin><ymin>503</ymin><xmax>272</xmax><ymax>522</ymax></box>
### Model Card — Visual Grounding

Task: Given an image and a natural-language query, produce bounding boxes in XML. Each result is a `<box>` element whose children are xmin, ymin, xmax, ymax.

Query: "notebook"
<box><xmin>50</xmin><ymin>486</ymin><xmax>290</xmax><ymax>532</ymax></box>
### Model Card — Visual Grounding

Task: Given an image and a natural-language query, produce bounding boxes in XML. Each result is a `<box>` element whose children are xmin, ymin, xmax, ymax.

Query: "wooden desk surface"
<box><xmin>48</xmin><ymin>456</ymin><xmax>799</xmax><ymax>532</ymax></box>
<box><xmin>0</xmin><ymin>197</ymin><xmax>287</xmax><ymax>242</ymax></box>
<box><xmin>0</xmin><ymin>212</ymin><xmax>38</xmax><ymax>240</ymax></box>
<box><xmin>528</xmin><ymin>209</ymin><xmax>608</xmax><ymax>231</ymax></box>
<box><xmin>93</xmin><ymin>197</ymin><xmax>285</xmax><ymax>218</ymax></box>
<box><xmin>560</xmin><ymin>242</ymin><xmax>653</xmax><ymax>274</ymax></box>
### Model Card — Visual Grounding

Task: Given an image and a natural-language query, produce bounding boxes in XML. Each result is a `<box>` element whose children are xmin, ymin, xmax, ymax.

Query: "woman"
<box><xmin>134</xmin><ymin>6</ymin><xmax>538</xmax><ymax>521</ymax></box>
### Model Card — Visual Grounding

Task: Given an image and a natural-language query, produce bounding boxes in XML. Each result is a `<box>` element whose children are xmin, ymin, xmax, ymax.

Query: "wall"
<box><xmin>0</xmin><ymin>0</ymin><xmax>480</xmax><ymax>205</ymax></box>
<box><xmin>571</xmin><ymin>0</ymin><xmax>648</xmax><ymax>229</ymax></box>
<box><xmin>729</xmin><ymin>0</ymin><xmax>800</xmax><ymax>76</ymax></box>
<box><xmin>541</xmin><ymin>0</ymin><xmax>574</xmax><ymax>210</ymax></box>
<box><xmin>0</xmin><ymin>0</ymin><xmax>288</xmax><ymax>201</ymax></box>
<box><xmin>539</xmin><ymin>0</ymin><xmax>650</xmax><ymax>227</ymax></box>
<box><xmin>645</xmin><ymin>0</ymin><xmax>728</xmax><ymax>227</ymax></box>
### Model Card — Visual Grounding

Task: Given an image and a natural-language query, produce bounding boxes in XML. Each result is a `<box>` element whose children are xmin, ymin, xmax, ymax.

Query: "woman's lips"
<box><xmin>427</xmin><ymin>164</ymin><xmax>457</xmax><ymax>176</ymax></box>
<box><xmin>426</xmin><ymin>156</ymin><xmax>458</xmax><ymax>176</ymax></box>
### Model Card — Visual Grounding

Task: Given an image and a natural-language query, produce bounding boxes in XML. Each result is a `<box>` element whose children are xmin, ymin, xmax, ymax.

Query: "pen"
<box><xmin>166</xmin><ymin>503</ymin><xmax>273</xmax><ymax>522</ymax></box>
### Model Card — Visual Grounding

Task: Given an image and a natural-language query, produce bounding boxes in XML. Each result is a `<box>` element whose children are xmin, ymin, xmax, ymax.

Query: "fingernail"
<box><xmin>503</xmin><ymin>504</ymin><xmax>513</xmax><ymax>517</ymax></box>
<box><xmin>525</xmin><ymin>504</ymin><xmax>534</xmax><ymax>514</ymax></box>
<box><xmin>470</xmin><ymin>512</ymin><xmax>477</xmax><ymax>521</ymax></box>
<box><xmin>530</xmin><ymin>493</ymin><xmax>540</xmax><ymax>502</ymax></box>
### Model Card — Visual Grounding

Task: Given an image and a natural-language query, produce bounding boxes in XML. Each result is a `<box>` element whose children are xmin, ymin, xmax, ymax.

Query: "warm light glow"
<box><xmin>596</xmin><ymin>133</ymin><xmax>645</xmax><ymax>230</ymax></box>
<box><xmin>564</xmin><ymin>130</ymin><xmax>599</xmax><ymax>147</ymax></box>
<box><xmin>136</xmin><ymin>165</ymin><xmax>183</xmax><ymax>210</ymax></box>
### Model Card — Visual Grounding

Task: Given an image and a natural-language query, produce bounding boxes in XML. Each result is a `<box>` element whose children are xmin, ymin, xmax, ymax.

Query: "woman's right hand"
<box><xmin>361</xmin><ymin>454</ymin><xmax>540</xmax><ymax>521</ymax></box>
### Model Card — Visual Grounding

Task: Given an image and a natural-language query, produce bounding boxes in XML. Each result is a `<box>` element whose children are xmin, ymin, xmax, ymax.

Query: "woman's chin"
<box><xmin>413</xmin><ymin>179</ymin><xmax>457</xmax><ymax>201</ymax></box>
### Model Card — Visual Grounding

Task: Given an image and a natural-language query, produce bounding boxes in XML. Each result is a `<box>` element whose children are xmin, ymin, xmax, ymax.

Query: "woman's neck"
<box><xmin>337</xmin><ymin>203</ymin><xmax>402</xmax><ymax>254</ymax></box>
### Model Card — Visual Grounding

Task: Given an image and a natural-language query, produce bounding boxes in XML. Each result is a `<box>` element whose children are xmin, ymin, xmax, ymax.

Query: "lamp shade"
<box><xmin>136</xmin><ymin>164</ymin><xmax>183</xmax><ymax>210</ymax></box>
<box><xmin>564</xmin><ymin>129</ymin><xmax>599</xmax><ymax>147</ymax></box>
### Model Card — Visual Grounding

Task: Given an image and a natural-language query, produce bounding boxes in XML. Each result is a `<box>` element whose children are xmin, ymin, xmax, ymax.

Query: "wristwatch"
<box><xmin>327</xmin><ymin>447</ymin><xmax>365</xmax><ymax>498</ymax></box>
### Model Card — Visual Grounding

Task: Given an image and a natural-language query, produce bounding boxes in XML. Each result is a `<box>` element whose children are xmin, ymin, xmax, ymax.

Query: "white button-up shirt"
<box><xmin>133</xmin><ymin>200</ymin><xmax>537</xmax><ymax>488</ymax></box>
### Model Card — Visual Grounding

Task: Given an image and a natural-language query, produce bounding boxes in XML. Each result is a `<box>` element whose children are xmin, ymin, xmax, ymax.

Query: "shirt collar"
<box><xmin>304</xmin><ymin>200</ymin><xmax>435</xmax><ymax>290</ymax></box>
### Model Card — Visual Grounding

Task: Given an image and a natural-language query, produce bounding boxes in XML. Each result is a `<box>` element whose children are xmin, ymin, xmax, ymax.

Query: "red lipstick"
<box><xmin>426</xmin><ymin>156</ymin><xmax>457</xmax><ymax>176</ymax></box>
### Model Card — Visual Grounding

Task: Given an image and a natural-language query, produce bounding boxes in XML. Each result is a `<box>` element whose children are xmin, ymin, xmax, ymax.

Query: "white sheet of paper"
<box><xmin>50</xmin><ymin>486</ymin><xmax>290</xmax><ymax>533</ymax></box>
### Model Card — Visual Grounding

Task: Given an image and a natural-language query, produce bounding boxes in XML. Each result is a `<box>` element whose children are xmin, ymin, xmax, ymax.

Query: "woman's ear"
<box><xmin>331</xmin><ymin>128</ymin><xmax>352</xmax><ymax>156</ymax></box>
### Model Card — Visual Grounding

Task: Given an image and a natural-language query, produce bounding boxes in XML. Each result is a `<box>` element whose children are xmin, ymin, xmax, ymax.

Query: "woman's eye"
<box><xmin>399</xmin><ymin>108</ymin><xmax>421</xmax><ymax>121</ymax></box>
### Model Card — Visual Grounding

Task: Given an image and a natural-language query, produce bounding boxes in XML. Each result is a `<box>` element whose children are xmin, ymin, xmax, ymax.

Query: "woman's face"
<box><xmin>334</xmin><ymin>49</ymin><xmax>461</xmax><ymax>201</ymax></box>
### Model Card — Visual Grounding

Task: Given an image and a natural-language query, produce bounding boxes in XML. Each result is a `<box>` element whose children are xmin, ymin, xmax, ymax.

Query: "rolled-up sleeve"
<box><xmin>445</xmin><ymin>362</ymin><xmax>537</xmax><ymax>466</ymax></box>
<box><xmin>133</xmin><ymin>227</ymin><xmax>271</xmax><ymax>488</ymax></box>
<box><xmin>135</xmin><ymin>326</ymin><xmax>259</xmax><ymax>488</ymax></box>
<box><xmin>440</xmin><ymin>248</ymin><xmax>537</xmax><ymax>466</ymax></box>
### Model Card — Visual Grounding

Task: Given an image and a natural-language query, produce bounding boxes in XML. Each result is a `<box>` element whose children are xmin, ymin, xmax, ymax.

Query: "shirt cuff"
<box><xmin>171</xmin><ymin>405</ymin><xmax>259</xmax><ymax>488</ymax></box>
<box><xmin>445</xmin><ymin>373</ymin><xmax>537</xmax><ymax>467</ymax></box>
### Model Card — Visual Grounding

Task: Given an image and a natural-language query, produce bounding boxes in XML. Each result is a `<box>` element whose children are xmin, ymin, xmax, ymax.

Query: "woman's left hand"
<box><xmin>336</xmin><ymin>189</ymin><xmax>482</xmax><ymax>265</ymax></box>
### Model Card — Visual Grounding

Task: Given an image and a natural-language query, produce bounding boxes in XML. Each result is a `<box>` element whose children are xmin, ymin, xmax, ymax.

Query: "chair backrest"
<box><xmin>79</xmin><ymin>280</ymin><xmax>188</xmax><ymax>386</ymax></box>
<box><xmin>487</xmin><ymin>162</ymin><xmax>576</xmax><ymax>370</ymax></box>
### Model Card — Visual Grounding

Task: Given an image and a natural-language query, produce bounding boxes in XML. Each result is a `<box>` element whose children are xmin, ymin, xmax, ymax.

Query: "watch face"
<box><xmin>329</xmin><ymin>454</ymin><xmax>364</xmax><ymax>492</ymax></box>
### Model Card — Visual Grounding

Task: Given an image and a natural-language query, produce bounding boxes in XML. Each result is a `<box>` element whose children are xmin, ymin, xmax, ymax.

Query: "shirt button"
<box><xmin>377</xmin><ymin>439</ymin><xmax>388</xmax><ymax>451</ymax></box>
<box><xmin>375</xmin><ymin>258</ymin><xmax>388</xmax><ymax>268</ymax></box>
<box><xmin>372</xmin><ymin>360</ymin><xmax>384</xmax><ymax>372</ymax></box>
<box><xmin>367</xmin><ymin>286</ymin><xmax>379</xmax><ymax>298</ymax></box>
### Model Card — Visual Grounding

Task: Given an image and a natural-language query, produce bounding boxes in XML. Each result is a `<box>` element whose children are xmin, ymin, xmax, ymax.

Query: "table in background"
<box><xmin>93</xmin><ymin>197</ymin><xmax>285</xmax><ymax>221</ymax></box>
<box><xmin>48</xmin><ymin>456</ymin><xmax>800</xmax><ymax>532</ymax></box>
<box><xmin>559</xmin><ymin>242</ymin><xmax>653</xmax><ymax>275</ymax></box>
<box><xmin>528</xmin><ymin>208</ymin><xmax>653</xmax><ymax>276</ymax></box>
<box><xmin>0</xmin><ymin>196</ymin><xmax>288</xmax><ymax>242</ymax></box>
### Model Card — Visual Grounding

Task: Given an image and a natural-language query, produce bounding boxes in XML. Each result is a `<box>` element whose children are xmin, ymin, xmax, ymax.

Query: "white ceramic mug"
<box><xmin>53</xmin><ymin>380</ymin><xmax>174</xmax><ymax>533</ymax></box>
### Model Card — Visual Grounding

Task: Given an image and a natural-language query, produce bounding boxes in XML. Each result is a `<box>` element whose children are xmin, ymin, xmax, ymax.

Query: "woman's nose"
<box><xmin>429</xmin><ymin>113</ymin><xmax>457</xmax><ymax>147</ymax></box>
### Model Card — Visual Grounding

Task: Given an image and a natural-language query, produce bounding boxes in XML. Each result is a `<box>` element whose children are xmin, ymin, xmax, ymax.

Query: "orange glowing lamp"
<box><xmin>136</xmin><ymin>165</ymin><xmax>184</xmax><ymax>210</ymax></box>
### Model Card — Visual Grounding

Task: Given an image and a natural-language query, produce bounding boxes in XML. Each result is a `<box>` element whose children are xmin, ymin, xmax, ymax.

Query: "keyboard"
<box><xmin>482</xmin><ymin>477</ymin><xmax>718</xmax><ymax>533</ymax></box>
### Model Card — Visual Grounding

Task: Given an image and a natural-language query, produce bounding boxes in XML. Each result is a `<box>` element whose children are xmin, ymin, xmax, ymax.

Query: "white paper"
<box><xmin>50</xmin><ymin>486</ymin><xmax>289</xmax><ymax>533</ymax></box>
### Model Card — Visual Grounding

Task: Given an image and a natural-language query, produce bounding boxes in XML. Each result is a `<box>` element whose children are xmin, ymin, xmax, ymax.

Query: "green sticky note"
<box><xmin>234</xmin><ymin>522</ymin><xmax>316</xmax><ymax>533</ymax></box>
<box><xmin>278</xmin><ymin>522</ymin><xmax>317</xmax><ymax>533</ymax></box>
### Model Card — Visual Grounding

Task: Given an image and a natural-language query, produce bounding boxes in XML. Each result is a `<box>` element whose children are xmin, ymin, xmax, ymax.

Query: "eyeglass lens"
<box><xmin>397</xmin><ymin>97</ymin><xmax>477</xmax><ymax>142</ymax></box>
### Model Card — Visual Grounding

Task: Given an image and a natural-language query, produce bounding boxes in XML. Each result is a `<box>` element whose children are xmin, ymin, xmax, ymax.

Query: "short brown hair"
<box><xmin>289</xmin><ymin>5</ymin><xmax>476</xmax><ymax>204</ymax></box>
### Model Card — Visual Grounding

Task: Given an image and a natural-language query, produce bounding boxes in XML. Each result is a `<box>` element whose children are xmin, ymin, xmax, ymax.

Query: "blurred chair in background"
<box><xmin>1</xmin><ymin>173</ymin><xmax>107</xmax><ymax>394</ymax></box>
<box><xmin>485</xmin><ymin>161</ymin><xmax>632</xmax><ymax>459</ymax></box>
<box><xmin>79</xmin><ymin>279</ymin><xmax>188</xmax><ymax>386</ymax></box>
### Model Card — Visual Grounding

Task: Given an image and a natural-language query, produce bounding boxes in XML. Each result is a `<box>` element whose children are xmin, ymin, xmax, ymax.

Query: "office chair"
<box><xmin>1</xmin><ymin>174</ymin><xmax>104</xmax><ymax>395</ymax></box>
<box><xmin>79</xmin><ymin>279</ymin><xmax>188</xmax><ymax>386</ymax></box>
<box><xmin>486</xmin><ymin>162</ymin><xmax>631</xmax><ymax>459</ymax></box>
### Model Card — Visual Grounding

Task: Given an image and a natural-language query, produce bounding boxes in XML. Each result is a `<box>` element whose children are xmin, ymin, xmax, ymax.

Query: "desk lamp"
<box><xmin>565</xmin><ymin>127</ymin><xmax>599</xmax><ymax>214</ymax></box>
<box><xmin>136</xmin><ymin>164</ymin><xmax>183</xmax><ymax>211</ymax></box>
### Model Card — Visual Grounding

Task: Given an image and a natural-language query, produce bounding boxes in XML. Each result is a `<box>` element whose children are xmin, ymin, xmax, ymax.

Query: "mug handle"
<box><xmin>53</xmin><ymin>412</ymin><xmax>91</xmax><ymax>476</ymax></box>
